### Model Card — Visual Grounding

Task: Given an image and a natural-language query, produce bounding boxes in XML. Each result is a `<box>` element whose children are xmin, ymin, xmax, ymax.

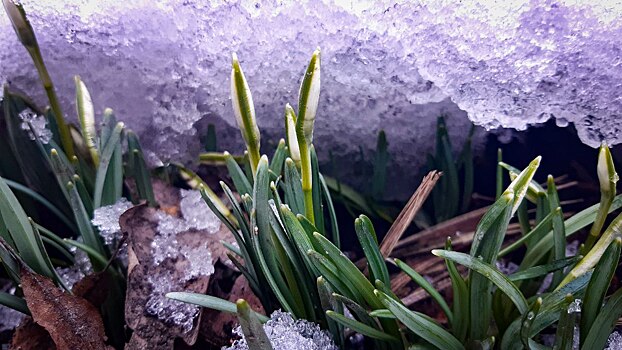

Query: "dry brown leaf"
<box><xmin>10</xmin><ymin>318</ymin><xmax>56</xmax><ymax>350</ymax></box>
<box><xmin>19</xmin><ymin>268</ymin><xmax>111</xmax><ymax>350</ymax></box>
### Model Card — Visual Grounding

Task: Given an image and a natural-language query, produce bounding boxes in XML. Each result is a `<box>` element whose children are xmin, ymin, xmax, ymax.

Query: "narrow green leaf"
<box><xmin>371</xmin><ymin>130</ymin><xmax>388</xmax><ymax>199</ymax></box>
<box><xmin>355</xmin><ymin>215</ymin><xmax>390</xmax><ymax>287</ymax></box>
<box><xmin>375</xmin><ymin>289</ymin><xmax>465</xmax><ymax>350</ymax></box>
<box><xmin>520</xmin><ymin>297</ymin><xmax>542</xmax><ymax>348</ymax></box>
<box><xmin>310</xmin><ymin>146</ymin><xmax>325</xmax><ymax>234</ymax></box>
<box><xmin>237</xmin><ymin>299</ymin><xmax>273</xmax><ymax>350</ymax></box>
<box><xmin>317</xmin><ymin>277</ymin><xmax>344</xmax><ymax>348</ymax></box>
<box><xmin>508</xmin><ymin>256</ymin><xmax>580</xmax><ymax>282</ymax></box>
<box><xmin>224</xmin><ymin>151</ymin><xmax>253</xmax><ymax>196</ymax></box>
<box><xmin>270</xmin><ymin>139</ymin><xmax>287</xmax><ymax>176</ymax></box>
<box><xmin>166</xmin><ymin>292</ymin><xmax>269</xmax><ymax>321</ymax></box>
<box><xmin>499</xmin><ymin>208</ymin><xmax>558</xmax><ymax>258</ymax></box>
<box><xmin>393</xmin><ymin>258</ymin><xmax>452</xmax><ymax>325</ymax></box>
<box><xmin>320</xmin><ymin>175</ymin><xmax>340</xmax><ymax>248</ymax></box>
<box><xmin>581</xmin><ymin>237</ymin><xmax>621</xmax><ymax>346</ymax></box>
<box><xmin>553</xmin><ymin>295</ymin><xmax>576</xmax><ymax>350</ymax></box>
<box><xmin>0</xmin><ymin>176</ymin><xmax>54</xmax><ymax>279</ymax></box>
<box><xmin>581</xmin><ymin>287</ymin><xmax>622</xmax><ymax>350</ymax></box>
<box><xmin>496</xmin><ymin>148</ymin><xmax>503</xmax><ymax>199</ymax></box>
<box><xmin>326</xmin><ymin>310</ymin><xmax>398</xmax><ymax>341</ymax></box>
<box><xmin>93</xmin><ymin>122</ymin><xmax>123</xmax><ymax>208</ymax></box>
<box><xmin>0</xmin><ymin>292</ymin><xmax>30</xmax><ymax>315</ymax></box>
<box><xmin>433</xmin><ymin>250</ymin><xmax>528</xmax><ymax>314</ymax></box>
<box><xmin>127</xmin><ymin>131</ymin><xmax>155</xmax><ymax>206</ymax></box>
<box><xmin>444</xmin><ymin>238</ymin><xmax>468</xmax><ymax>341</ymax></box>
<box><xmin>283</xmin><ymin>158</ymin><xmax>305</xmax><ymax>215</ymax></box>
<box><xmin>64</xmin><ymin>239</ymin><xmax>108</xmax><ymax>270</ymax></box>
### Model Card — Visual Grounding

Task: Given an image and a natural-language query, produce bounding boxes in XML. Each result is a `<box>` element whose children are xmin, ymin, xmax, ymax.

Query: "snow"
<box><xmin>145</xmin><ymin>271</ymin><xmax>199</xmax><ymax>334</ymax></box>
<box><xmin>18</xmin><ymin>108</ymin><xmax>52</xmax><ymax>144</ymax></box>
<box><xmin>1</xmin><ymin>0</ymin><xmax>621</xmax><ymax>199</ymax></box>
<box><xmin>179</xmin><ymin>189</ymin><xmax>221</xmax><ymax>233</ymax></box>
<box><xmin>91</xmin><ymin>197</ymin><xmax>133</xmax><ymax>246</ymax></box>
<box><xmin>225</xmin><ymin>310</ymin><xmax>338</xmax><ymax>350</ymax></box>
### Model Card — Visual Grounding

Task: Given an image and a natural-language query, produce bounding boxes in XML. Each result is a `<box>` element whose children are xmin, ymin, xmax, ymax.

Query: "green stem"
<box><xmin>584</xmin><ymin>190</ymin><xmax>613</xmax><ymax>252</ymax></box>
<box><xmin>247</xmin><ymin>144</ymin><xmax>260</xmax><ymax>178</ymax></box>
<box><xmin>29</xmin><ymin>48</ymin><xmax>75</xmax><ymax>160</ymax></box>
<box><xmin>299</xmin><ymin>140</ymin><xmax>314</xmax><ymax>224</ymax></box>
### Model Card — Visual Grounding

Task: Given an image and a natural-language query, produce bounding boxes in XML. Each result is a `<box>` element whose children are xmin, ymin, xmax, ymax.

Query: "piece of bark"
<box><xmin>10</xmin><ymin>318</ymin><xmax>55</xmax><ymax>350</ymax></box>
<box><xmin>19</xmin><ymin>268</ymin><xmax>111</xmax><ymax>350</ymax></box>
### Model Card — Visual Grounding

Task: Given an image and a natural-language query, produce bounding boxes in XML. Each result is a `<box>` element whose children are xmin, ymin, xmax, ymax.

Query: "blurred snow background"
<box><xmin>1</xmin><ymin>0</ymin><xmax>620</xmax><ymax>198</ymax></box>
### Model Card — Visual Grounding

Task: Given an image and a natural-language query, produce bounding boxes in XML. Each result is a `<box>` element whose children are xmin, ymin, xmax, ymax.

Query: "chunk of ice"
<box><xmin>179</xmin><ymin>189</ymin><xmax>221</xmax><ymax>234</ymax></box>
<box><xmin>606</xmin><ymin>331</ymin><xmax>622</xmax><ymax>350</ymax></box>
<box><xmin>225</xmin><ymin>310</ymin><xmax>338</xmax><ymax>350</ymax></box>
<box><xmin>18</xmin><ymin>108</ymin><xmax>52</xmax><ymax>144</ymax></box>
<box><xmin>92</xmin><ymin>197</ymin><xmax>133</xmax><ymax>246</ymax></box>
<box><xmin>145</xmin><ymin>271</ymin><xmax>199</xmax><ymax>334</ymax></box>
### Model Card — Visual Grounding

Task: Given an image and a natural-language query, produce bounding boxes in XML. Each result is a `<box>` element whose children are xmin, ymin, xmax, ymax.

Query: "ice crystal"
<box><xmin>56</xmin><ymin>243</ymin><xmax>93</xmax><ymax>289</ymax></box>
<box><xmin>92</xmin><ymin>197</ymin><xmax>133</xmax><ymax>246</ymax></box>
<box><xmin>607</xmin><ymin>332</ymin><xmax>622</xmax><ymax>350</ymax></box>
<box><xmin>18</xmin><ymin>108</ymin><xmax>52</xmax><ymax>143</ymax></box>
<box><xmin>0</xmin><ymin>280</ymin><xmax>23</xmax><ymax>333</ymax></box>
<box><xmin>567</xmin><ymin>299</ymin><xmax>582</xmax><ymax>314</ymax></box>
<box><xmin>145</xmin><ymin>271</ymin><xmax>199</xmax><ymax>333</ymax></box>
<box><xmin>179</xmin><ymin>189</ymin><xmax>220</xmax><ymax>233</ymax></box>
<box><xmin>226</xmin><ymin>310</ymin><xmax>338</xmax><ymax>350</ymax></box>
<box><xmin>496</xmin><ymin>260</ymin><xmax>520</xmax><ymax>276</ymax></box>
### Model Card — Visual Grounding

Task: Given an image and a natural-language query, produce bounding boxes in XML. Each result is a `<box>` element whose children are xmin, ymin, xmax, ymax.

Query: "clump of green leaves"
<box><xmin>0</xmin><ymin>2</ymin><xmax>156</xmax><ymax>347</ymax></box>
<box><xmin>169</xmin><ymin>47</ymin><xmax>622</xmax><ymax>349</ymax></box>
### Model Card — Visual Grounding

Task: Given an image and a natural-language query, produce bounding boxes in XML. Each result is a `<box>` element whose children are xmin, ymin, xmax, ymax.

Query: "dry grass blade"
<box><xmin>379</xmin><ymin>170</ymin><xmax>441</xmax><ymax>257</ymax></box>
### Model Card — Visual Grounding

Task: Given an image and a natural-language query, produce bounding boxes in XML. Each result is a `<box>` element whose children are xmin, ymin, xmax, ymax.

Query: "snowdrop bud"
<box><xmin>284</xmin><ymin>103</ymin><xmax>301</xmax><ymax>164</ymax></box>
<box><xmin>2</xmin><ymin>0</ymin><xmax>37</xmax><ymax>49</ymax></box>
<box><xmin>297</xmin><ymin>48</ymin><xmax>321</xmax><ymax>146</ymax></box>
<box><xmin>597</xmin><ymin>143</ymin><xmax>618</xmax><ymax>193</ymax></box>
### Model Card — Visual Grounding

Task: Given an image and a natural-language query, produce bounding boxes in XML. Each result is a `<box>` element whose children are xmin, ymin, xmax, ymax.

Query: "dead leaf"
<box><xmin>19</xmin><ymin>268</ymin><xmax>111</xmax><ymax>350</ymax></box>
<box><xmin>72</xmin><ymin>271</ymin><xmax>111</xmax><ymax>307</ymax></box>
<box><xmin>10</xmin><ymin>318</ymin><xmax>55</xmax><ymax>350</ymax></box>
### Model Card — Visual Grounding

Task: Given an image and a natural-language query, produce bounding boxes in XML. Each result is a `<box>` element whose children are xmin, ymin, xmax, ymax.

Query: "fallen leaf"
<box><xmin>20</xmin><ymin>268</ymin><xmax>111</xmax><ymax>350</ymax></box>
<box><xmin>10</xmin><ymin>318</ymin><xmax>55</xmax><ymax>350</ymax></box>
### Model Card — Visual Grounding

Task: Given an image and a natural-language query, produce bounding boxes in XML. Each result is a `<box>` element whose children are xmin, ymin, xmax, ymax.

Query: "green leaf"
<box><xmin>522</xmin><ymin>194</ymin><xmax>622</xmax><ymax>271</ymax></box>
<box><xmin>326</xmin><ymin>310</ymin><xmax>398</xmax><ymax>341</ymax></box>
<box><xmin>312</xmin><ymin>232</ymin><xmax>382</xmax><ymax>309</ymax></box>
<box><xmin>433</xmin><ymin>250</ymin><xmax>528</xmax><ymax>314</ymax></box>
<box><xmin>581</xmin><ymin>286</ymin><xmax>622</xmax><ymax>350</ymax></box>
<box><xmin>553</xmin><ymin>294</ymin><xmax>577</xmax><ymax>350</ymax></box>
<box><xmin>0</xmin><ymin>176</ymin><xmax>55</xmax><ymax>279</ymax></box>
<box><xmin>166</xmin><ymin>292</ymin><xmax>268</xmax><ymax>322</ymax></box>
<box><xmin>237</xmin><ymin>299</ymin><xmax>273</xmax><ymax>350</ymax></box>
<box><xmin>4</xmin><ymin>178</ymin><xmax>76</xmax><ymax>233</ymax></box>
<box><xmin>93</xmin><ymin>122</ymin><xmax>124</xmax><ymax>208</ymax></box>
<box><xmin>393</xmin><ymin>258</ymin><xmax>452</xmax><ymax>325</ymax></box>
<box><xmin>64</xmin><ymin>239</ymin><xmax>108</xmax><ymax>270</ymax></box>
<box><xmin>499</xmin><ymin>208</ymin><xmax>558</xmax><ymax>258</ymax></box>
<box><xmin>580</xmin><ymin>237</ymin><xmax>621</xmax><ymax>346</ymax></box>
<box><xmin>547</xmin><ymin>175</ymin><xmax>566</xmax><ymax>288</ymax></box>
<box><xmin>127</xmin><ymin>131</ymin><xmax>155</xmax><ymax>206</ymax></box>
<box><xmin>320</xmin><ymin>175</ymin><xmax>340</xmax><ymax>248</ymax></box>
<box><xmin>310</xmin><ymin>146</ymin><xmax>325</xmax><ymax>234</ymax></box>
<box><xmin>520</xmin><ymin>297</ymin><xmax>542</xmax><ymax>348</ymax></box>
<box><xmin>444</xmin><ymin>238</ymin><xmax>468</xmax><ymax>341</ymax></box>
<box><xmin>355</xmin><ymin>215</ymin><xmax>390</xmax><ymax>287</ymax></box>
<box><xmin>0</xmin><ymin>292</ymin><xmax>29</xmax><ymax>315</ymax></box>
<box><xmin>508</xmin><ymin>256</ymin><xmax>581</xmax><ymax>282</ymax></box>
<box><xmin>270</xmin><ymin>139</ymin><xmax>287</xmax><ymax>176</ymax></box>
<box><xmin>225</xmin><ymin>151</ymin><xmax>253</xmax><ymax>196</ymax></box>
<box><xmin>375</xmin><ymin>289</ymin><xmax>465</xmax><ymax>350</ymax></box>
<box><xmin>317</xmin><ymin>277</ymin><xmax>344</xmax><ymax>348</ymax></box>
<box><xmin>283</xmin><ymin>158</ymin><xmax>305</xmax><ymax>215</ymax></box>
<box><xmin>371</xmin><ymin>130</ymin><xmax>388</xmax><ymax>199</ymax></box>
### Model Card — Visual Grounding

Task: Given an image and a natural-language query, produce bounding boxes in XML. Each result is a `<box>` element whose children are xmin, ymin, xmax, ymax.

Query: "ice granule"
<box><xmin>145</xmin><ymin>271</ymin><xmax>199</xmax><ymax>334</ymax></box>
<box><xmin>92</xmin><ymin>197</ymin><xmax>133</xmax><ymax>246</ymax></box>
<box><xmin>496</xmin><ymin>260</ymin><xmax>520</xmax><ymax>276</ymax></box>
<box><xmin>153</xmin><ymin>210</ymin><xmax>214</xmax><ymax>279</ymax></box>
<box><xmin>606</xmin><ymin>332</ymin><xmax>622</xmax><ymax>350</ymax></box>
<box><xmin>0</xmin><ymin>280</ymin><xmax>24</xmax><ymax>332</ymax></box>
<box><xmin>568</xmin><ymin>299</ymin><xmax>582</xmax><ymax>314</ymax></box>
<box><xmin>57</xmin><ymin>243</ymin><xmax>94</xmax><ymax>289</ymax></box>
<box><xmin>179</xmin><ymin>189</ymin><xmax>221</xmax><ymax>233</ymax></box>
<box><xmin>18</xmin><ymin>108</ymin><xmax>52</xmax><ymax>144</ymax></box>
<box><xmin>225</xmin><ymin>310</ymin><xmax>338</xmax><ymax>350</ymax></box>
